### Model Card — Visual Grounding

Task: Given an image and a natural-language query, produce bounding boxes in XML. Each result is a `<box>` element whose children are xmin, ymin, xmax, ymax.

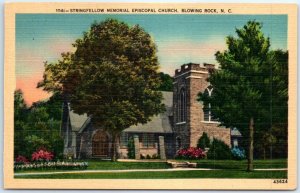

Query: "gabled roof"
<box><xmin>67</xmin><ymin>91</ymin><xmax>173</xmax><ymax>134</ymax></box>
<box><xmin>69</xmin><ymin>110</ymin><xmax>91</xmax><ymax>132</ymax></box>
<box><xmin>124</xmin><ymin>91</ymin><xmax>173</xmax><ymax>133</ymax></box>
<box><xmin>231</xmin><ymin>127</ymin><xmax>242</xmax><ymax>137</ymax></box>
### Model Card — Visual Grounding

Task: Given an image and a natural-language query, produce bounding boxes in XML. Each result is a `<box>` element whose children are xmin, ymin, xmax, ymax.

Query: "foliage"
<box><xmin>31</xmin><ymin>148</ymin><xmax>54</xmax><ymax>162</ymax></box>
<box><xmin>127</xmin><ymin>137</ymin><xmax>135</xmax><ymax>159</ymax></box>
<box><xmin>51</xmin><ymin>135</ymin><xmax>64</xmax><ymax>160</ymax></box>
<box><xmin>14</xmin><ymin>90</ymin><xmax>28</xmax><ymax>157</ymax></box>
<box><xmin>175</xmin><ymin>147</ymin><xmax>206</xmax><ymax>160</ymax></box>
<box><xmin>14</xmin><ymin>161</ymin><xmax>88</xmax><ymax>171</ymax></box>
<box><xmin>197</xmin><ymin>132</ymin><xmax>211</xmax><ymax>149</ymax></box>
<box><xmin>207</xmin><ymin>138</ymin><xmax>231</xmax><ymax>160</ymax></box>
<box><xmin>38</xmin><ymin>19</ymin><xmax>165</xmax><ymax>161</ymax></box>
<box><xmin>231</xmin><ymin>147</ymin><xmax>246</xmax><ymax>160</ymax></box>
<box><xmin>158</xmin><ymin>72</ymin><xmax>173</xmax><ymax>91</ymax></box>
<box><xmin>198</xmin><ymin>21</ymin><xmax>288</xmax><ymax>170</ymax></box>
<box><xmin>23</xmin><ymin>135</ymin><xmax>50</xmax><ymax>158</ymax></box>
<box><xmin>151</xmin><ymin>154</ymin><xmax>160</xmax><ymax>159</ymax></box>
<box><xmin>14</xmin><ymin>89</ymin><xmax>64</xmax><ymax>160</ymax></box>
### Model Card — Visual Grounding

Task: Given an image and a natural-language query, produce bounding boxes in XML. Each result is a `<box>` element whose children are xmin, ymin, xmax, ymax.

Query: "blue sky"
<box><xmin>16</xmin><ymin>14</ymin><xmax>287</xmax><ymax>104</ymax></box>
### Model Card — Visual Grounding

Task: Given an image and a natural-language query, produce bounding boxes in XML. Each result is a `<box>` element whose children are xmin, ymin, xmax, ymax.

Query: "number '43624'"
<box><xmin>273</xmin><ymin>179</ymin><xmax>288</xmax><ymax>184</ymax></box>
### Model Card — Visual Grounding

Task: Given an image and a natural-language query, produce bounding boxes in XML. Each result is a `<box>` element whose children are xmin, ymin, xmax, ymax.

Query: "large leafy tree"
<box><xmin>198</xmin><ymin>21</ymin><xmax>288</xmax><ymax>171</ymax></box>
<box><xmin>14</xmin><ymin>89</ymin><xmax>28</xmax><ymax>157</ymax></box>
<box><xmin>38</xmin><ymin>19</ymin><xmax>165</xmax><ymax>161</ymax></box>
<box><xmin>158</xmin><ymin>72</ymin><xmax>173</xmax><ymax>91</ymax></box>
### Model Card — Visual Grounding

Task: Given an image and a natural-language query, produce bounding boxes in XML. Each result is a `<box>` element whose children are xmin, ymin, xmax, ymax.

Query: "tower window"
<box><xmin>178</xmin><ymin>88</ymin><xmax>186</xmax><ymax>122</ymax></box>
<box><xmin>203</xmin><ymin>85</ymin><xmax>218</xmax><ymax>122</ymax></box>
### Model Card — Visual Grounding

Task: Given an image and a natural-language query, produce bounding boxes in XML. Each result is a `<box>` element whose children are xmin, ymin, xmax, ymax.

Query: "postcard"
<box><xmin>3</xmin><ymin>2</ymin><xmax>297</xmax><ymax>190</ymax></box>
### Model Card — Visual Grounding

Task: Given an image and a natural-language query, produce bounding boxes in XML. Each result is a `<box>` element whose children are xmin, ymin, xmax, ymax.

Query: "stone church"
<box><xmin>61</xmin><ymin>63</ymin><xmax>242</xmax><ymax>159</ymax></box>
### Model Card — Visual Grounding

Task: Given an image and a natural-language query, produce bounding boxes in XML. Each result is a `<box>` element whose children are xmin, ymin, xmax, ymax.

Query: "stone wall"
<box><xmin>190</xmin><ymin>122</ymin><xmax>231</xmax><ymax>147</ymax></box>
<box><xmin>173</xmin><ymin>63</ymin><xmax>231</xmax><ymax>150</ymax></box>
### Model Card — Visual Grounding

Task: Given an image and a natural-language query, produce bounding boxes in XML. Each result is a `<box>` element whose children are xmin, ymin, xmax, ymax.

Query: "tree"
<box><xmin>38</xmin><ymin>19</ymin><xmax>165</xmax><ymax>161</ymax></box>
<box><xmin>14</xmin><ymin>89</ymin><xmax>64</xmax><ymax>159</ymax></box>
<box><xmin>198</xmin><ymin>21</ymin><xmax>288</xmax><ymax>171</ymax></box>
<box><xmin>14</xmin><ymin>89</ymin><xmax>28</xmax><ymax>157</ymax></box>
<box><xmin>207</xmin><ymin>138</ymin><xmax>232</xmax><ymax>160</ymax></box>
<box><xmin>158</xmin><ymin>72</ymin><xmax>173</xmax><ymax>91</ymax></box>
<box><xmin>197</xmin><ymin>132</ymin><xmax>210</xmax><ymax>149</ymax></box>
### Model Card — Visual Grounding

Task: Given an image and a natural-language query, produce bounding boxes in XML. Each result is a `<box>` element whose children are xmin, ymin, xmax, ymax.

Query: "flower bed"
<box><xmin>14</xmin><ymin>161</ymin><xmax>88</xmax><ymax>171</ymax></box>
<box><xmin>14</xmin><ymin>148</ymin><xmax>88</xmax><ymax>171</ymax></box>
<box><xmin>175</xmin><ymin>147</ymin><xmax>206</xmax><ymax>159</ymax></box>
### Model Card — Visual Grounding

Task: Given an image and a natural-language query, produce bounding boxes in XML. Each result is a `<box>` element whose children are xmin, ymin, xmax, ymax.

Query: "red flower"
<box><xmin>176</xmin><ymin>147</ymin><xmax>206</xmax><ymax>159</ymax></box>
<box><xmin>15</xmin><ymin>155</ymin><xmax>29</xmax><ymax>164</ymax></box>
<box><xmin>31</xmin><ymin>149</ymin><xmax>54</xmax><ymax>162</ymax></box>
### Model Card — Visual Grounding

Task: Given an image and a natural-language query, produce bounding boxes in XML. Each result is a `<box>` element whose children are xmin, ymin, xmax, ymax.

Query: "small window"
<box><xmin>233</xmin><ymin>139</ymin><xmax>238</xmax><ymax>147</ymax></box>
<box><xmin>120</xmin><ymin>132</ymin><xmax>128</xmax><ymax>148</ymax></box>
<box><xmin>141</xmin><ymin>134</ymin><xmax>155</xmax><ymax>148</ymax></box>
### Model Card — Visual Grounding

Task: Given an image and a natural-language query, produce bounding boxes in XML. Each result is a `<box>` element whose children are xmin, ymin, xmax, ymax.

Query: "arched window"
<box><xmin>178</xmin><ymin>88</ymin><xmax>186</xmax><ymax>122</ymax></box>
<box><xmin>203</xmin><ymin>85</ymin><xmax>217</xmax><ymax>122</ymax></box>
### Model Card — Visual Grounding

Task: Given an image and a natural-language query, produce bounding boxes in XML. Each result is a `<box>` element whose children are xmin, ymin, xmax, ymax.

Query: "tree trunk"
<box><xmin>263</xmin><ymin>147</ymin><xmax>266</xmax><ymax>160</ymax></box>
<box><xmin>111</xmin><ymin>133</ymin><xmax>119</xmax><ymax>162</ymax></box>
<box><xmin>247</xmin><ymin>117</ymin><xmax>254</xmax><ymax>172</ymax></box>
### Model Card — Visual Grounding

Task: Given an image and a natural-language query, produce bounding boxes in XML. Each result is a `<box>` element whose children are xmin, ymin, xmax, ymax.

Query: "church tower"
<box><xmin>173</xmin><ymin>63</ymin><xmax>230</xmax><ymax>151</ymax></box>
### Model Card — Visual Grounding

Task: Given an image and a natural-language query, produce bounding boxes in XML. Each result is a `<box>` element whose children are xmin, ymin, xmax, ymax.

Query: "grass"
<box><xmin>187</xmin><ymin>159</ymin><xmax>287</xmax><ymax>170</ymax></box>
<box><xmin>86</xmin><ymin>160</ymin><xmax>171</xmax><ymax>170</ymax></box>
<box><xmin>14</xmin><ymin>159</ymin><xmax>287</xmax><ymax>179</ymax></box>
<box><xmin>15</xmin><ymin>170</ymin><xmax>287</xmax><ymax>179</ymax></box>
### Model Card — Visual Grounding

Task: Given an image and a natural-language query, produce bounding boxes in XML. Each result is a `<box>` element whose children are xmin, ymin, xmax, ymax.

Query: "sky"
<box><xmin>16</xmin><ymin>14</ymin><xmax>287</xmax><ymax>105</ymax></box>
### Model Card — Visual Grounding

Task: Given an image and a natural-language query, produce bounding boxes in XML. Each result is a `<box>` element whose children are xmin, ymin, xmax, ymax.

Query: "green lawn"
<box><xmin>15</xmin><ymin>170</ymin><xmax>287</xmax><ymax>179</ymax></box>
<box><xmin>189</xmin><ymin>159</ymin><xmax>287</xmax><ymax>170</ymax></box>
<box><xmin>15</xmin><ymin>159</ymin><xmax>287</xmax><ymax>179</ymax></box>
<box><xmin>15</xmin><ymin>159</ymin><xmax>287</xmax><ymax>173</ymax></box>
<box><xmin>86</xmin><ymin>160</ymin><xmax>171</xmax><ymax>170</ymax></box>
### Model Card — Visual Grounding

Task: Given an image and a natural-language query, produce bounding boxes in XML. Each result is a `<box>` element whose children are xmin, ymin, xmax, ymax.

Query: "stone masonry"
<box><xmin>173</xmin><ymin>63</ymin><xmax>231</xmax><ymax>150</ymax></box>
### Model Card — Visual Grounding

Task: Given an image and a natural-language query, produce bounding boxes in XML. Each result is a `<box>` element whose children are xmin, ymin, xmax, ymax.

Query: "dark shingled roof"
<box><xmin>124</xmin><ymin>91</ymin><xmax>173</xmax><ymax>133</ymax></box>
<box><xmin>68</xmin><ymin>91</ymin><xmax>173</xmax><ymax>134</ymax></box>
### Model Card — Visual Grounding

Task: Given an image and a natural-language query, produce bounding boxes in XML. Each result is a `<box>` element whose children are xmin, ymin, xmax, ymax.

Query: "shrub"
<box><xmin>197</xmin><ymin>132</ymin><xmax>211</xmax><ymax>149</ymax></box>
<box><xmin>50</xmin><ymin>135</ymin><xmax>64</xmax><ymax>160</ymax></box>
<box><xmin>127</xmin><ymin>137</ymin><xmax>135</xmax><ymax>159</ymax></box>
<box><xmin>231</xmin><ymin>147</ymin><xmax>246</xmax><ymax>160</ymax></box>
<box><xmin>31</xmin><ymin>148</ymin><xmax>54</xmax><ymax>162</ymax></box>
<box><xmin>152</xmin><ymin>153</ymin><xmax>160</xmax><ymax>159</ymax></box>
<box><xmin>176</xmin><ymin>147</ymin><xmax>206</xmax><ymax>159</ymax></box>
<box><xmin>24</xmin><ymin>135</ymin><xmax>50</xmax><ymax>158</ymax></box>
<box><xmin>207</xmin><ymin>138</ymin><xmax>231</xmax><ymax>160</ymax></box>
<box><xmin>15</xmin><ymin>155</ymin><xmax>29</xmax><ymax>164</ymax></box>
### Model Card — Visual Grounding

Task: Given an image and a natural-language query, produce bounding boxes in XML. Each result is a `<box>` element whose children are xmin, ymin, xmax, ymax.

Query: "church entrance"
<box><xmin>92</xmin><ymin>130</ymin><xmax>109</xmax><ymax>157</ymax></box>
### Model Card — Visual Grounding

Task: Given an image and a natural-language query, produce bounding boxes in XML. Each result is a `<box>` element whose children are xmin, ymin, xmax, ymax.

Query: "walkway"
<box><xmin>14</xmin><ymin>168</ymin><xmax>287</xmax><ymax>176</ymax></box>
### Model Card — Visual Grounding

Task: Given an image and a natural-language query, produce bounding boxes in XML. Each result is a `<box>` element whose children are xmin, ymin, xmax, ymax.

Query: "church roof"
<box><xmin>124</xmin><ymin>91</ymin><xmax>173</xmax><ymax>133</ymax></box>
<box><xmin>231</xmin><ymin>127</ymin><xmax>242</xmax><ymax>137</ymax></box>
<box><xmin>67</xmin><ymin>91</ymin><xmax>173</xmax><ymax>134</ymax></box>
<box><xmin>69</xmin><ymin>110</ymin><xmax>91</xmax><ymax>132</ymax></box>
